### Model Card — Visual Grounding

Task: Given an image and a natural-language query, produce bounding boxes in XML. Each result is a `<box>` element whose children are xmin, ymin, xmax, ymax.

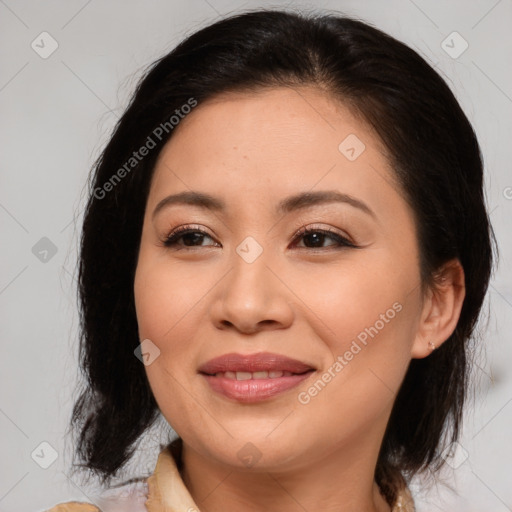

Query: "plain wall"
<box><xmin>1</xmin><ymin>1</ymin><xmax>511</xmax><ymax>511</ymax></box>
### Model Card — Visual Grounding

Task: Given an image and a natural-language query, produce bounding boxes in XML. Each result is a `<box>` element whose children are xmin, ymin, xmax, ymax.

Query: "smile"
<box><xmin>198</xmin><ymin>352</ymin><xmax>316</xmax><ymax>402</ymax></box>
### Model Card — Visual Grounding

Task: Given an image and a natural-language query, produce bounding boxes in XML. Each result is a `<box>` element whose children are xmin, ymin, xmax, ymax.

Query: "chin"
<box><xmin>197</xmin><ymin>431</ymin><xmax>303</xmax><ymax>471</ymax></box>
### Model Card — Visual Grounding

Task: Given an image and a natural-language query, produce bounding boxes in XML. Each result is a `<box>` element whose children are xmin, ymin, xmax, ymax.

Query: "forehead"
<box><xmin>159</xmin><ymin>85</ymin><xmax>386</xmax><ymax>158</ymax></box>
<box><xmin>148</xmin><ymin>86</ymin><xmax>401</xmax><ymax>217</ymax></box>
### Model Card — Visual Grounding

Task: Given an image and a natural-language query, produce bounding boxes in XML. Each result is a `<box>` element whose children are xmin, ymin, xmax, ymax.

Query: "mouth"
<box><xmin>198</xmin><ymin>352</ymin><xmax>316</xmax><ymax>403</ymax></box>
<box><xmin>198</xmin><ymin>351</ymin><xmax>316</xmax><ymax>374</ymax></box>
<box><xmin>204</xmin><ymin>369</ymin><xmax>310</xmax><ymax>380</ymax></box>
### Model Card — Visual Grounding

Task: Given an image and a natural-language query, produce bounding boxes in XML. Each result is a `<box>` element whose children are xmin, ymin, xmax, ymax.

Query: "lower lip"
<box><xmin>201</xmin><ymin>371</ymin><xmax>314</xmax><ymax>403</ymax></box>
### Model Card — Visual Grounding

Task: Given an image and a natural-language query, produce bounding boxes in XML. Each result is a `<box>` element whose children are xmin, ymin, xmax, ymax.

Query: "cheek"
<box><xmin>290</xmin><ymin>248</ymin><xmax>412</xmax><ymax>344</ymax></box>
<box><xmin>133</xmin><ymin>260</ymin><xmax>200</xmax><ymax>430</ymax></box>
<box><xmin>133</xmin><ymin>254</ymin><xmax>211</xmax><ymax>394</ymax></box>
<box><xmin>293</xmin><ymin>252</ymin><xmax>418</xmax><ymax>409</ymax></box>
<box><xmin>134</xmin><ymin>255</ymin><xmax>205</xmax><ymax>345</ymax></box>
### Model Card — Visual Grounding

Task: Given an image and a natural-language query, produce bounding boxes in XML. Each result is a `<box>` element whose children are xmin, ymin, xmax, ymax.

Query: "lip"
<box><xmin>198</xmin><ymin>352</ymin><xmax>315</xmax><ymax>374</ymax></box>
<box><xmin>198</xmin><ymin>352</ymin><xmax>316</xmax><ymax>403</ymax></box>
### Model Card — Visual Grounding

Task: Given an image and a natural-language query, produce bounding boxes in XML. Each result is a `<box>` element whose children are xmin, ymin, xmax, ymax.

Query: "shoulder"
<box><xmin>44</xmin><ymin>480</ymin><xmax>149</xmax><ymax>512</ymax></box>
<box><xmin>45</xmin><ymin>502</ymin><xmax>100</xmax><ymax>512</ymax></box>
<box><xmin>392</xmin><ymin>483</ymin><xmax>416</xmax><ymax>512</ymax></box>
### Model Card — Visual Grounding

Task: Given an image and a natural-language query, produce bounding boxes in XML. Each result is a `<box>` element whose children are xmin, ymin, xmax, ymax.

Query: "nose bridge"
<box><xmin>228</xmin><ymin>233</ymin><xmax>272</xmax><ymax>304</ymax></box>
<box><xmin>213</xmin><ymin>232</ymin><xmax>292</xmax><ymax>332</ymax></box>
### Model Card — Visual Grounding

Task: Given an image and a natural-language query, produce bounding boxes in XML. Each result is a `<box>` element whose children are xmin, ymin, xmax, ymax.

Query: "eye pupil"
<box><xmin>183</xmin><ymin>232</ymin><xmax>204</xmax><ymax>246</ymax></box>
<box><xmin>304</xmin><ymin>232</ymin><xmax>324</xmax><ymax>247</ymax></box>
<box><xmin>165</xmin><ymin>226</ymin><xmax>354</xmax><ymax>250</ymax></box>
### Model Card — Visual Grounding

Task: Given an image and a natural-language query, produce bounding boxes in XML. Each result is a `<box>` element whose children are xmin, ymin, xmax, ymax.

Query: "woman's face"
<box><xmin>134</xmin><ymin>86</ymin><xmax>427</xmax><ymax>471</ymax></box>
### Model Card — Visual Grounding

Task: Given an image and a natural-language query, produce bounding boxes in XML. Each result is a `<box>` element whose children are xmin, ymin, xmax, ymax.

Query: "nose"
<box><xmin>210</xmin><ymin>245</ymin><xmax>294</xmax><ymax>334</ymax></box>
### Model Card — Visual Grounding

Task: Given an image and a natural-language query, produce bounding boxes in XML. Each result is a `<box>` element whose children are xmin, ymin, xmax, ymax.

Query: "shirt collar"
<box><xmin>145</xmin><ymin>437</ymin><xmax>199</xmax><ymax>512</ymax></box>
<box><xmin>144</xmin><ymin>438</ymin><xmax>415</xmax><ymax>512</ymax></box>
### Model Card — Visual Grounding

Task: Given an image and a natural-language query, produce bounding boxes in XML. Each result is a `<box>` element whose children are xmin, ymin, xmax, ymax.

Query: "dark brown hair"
<box><xmin>70</xmin><ymin>8</ymin><xmax>497</xmax><ymax>508</ymax></box>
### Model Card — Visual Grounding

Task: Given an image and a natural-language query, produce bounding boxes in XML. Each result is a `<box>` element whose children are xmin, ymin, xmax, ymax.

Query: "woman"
<box><xmin>46</xmin><ymin>7</ymin><xmax>496</xmax><ymax>512</ymax></box>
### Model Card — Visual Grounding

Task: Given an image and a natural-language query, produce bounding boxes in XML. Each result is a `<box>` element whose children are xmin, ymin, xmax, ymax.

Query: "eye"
<box><xmin>291</xmin><ymin>225</ymin><xmax>357</xmax><ymax>249</ymax></box>
<box><xmin>163</xmin><ymin>225</ymin><xmax>217</xmax><ymax>249</ymax></box>
<box><xmin>163</xmin><ymin>224</ymin><xmax>357</xmax><ymax>250</ymax></box>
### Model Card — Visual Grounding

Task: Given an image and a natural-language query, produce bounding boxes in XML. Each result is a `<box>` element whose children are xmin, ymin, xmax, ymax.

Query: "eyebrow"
<box><xmin>152</xmin><ymin>190</ymin><xmax>376</xmax><ymax>220</ymax></box>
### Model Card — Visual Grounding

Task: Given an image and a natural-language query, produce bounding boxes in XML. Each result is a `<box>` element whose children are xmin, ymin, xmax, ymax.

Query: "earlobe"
<box><xmin>411</xmin><ymin>258</ymin><xmax>466</xmax><ymax>359</ymax></box>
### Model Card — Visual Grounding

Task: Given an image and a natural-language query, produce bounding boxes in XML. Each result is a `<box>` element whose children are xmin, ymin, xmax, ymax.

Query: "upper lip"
<box><xmin>198</xmin><ymin>352</ymin><xmax>316</xmax><ymax>375</ymax></box>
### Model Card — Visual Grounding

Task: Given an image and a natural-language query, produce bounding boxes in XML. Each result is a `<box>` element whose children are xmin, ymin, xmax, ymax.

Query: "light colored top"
<box><xmin>45</xmin><ymin>439</ymin><xmax>416</xmax><ymax>511</ymax></box>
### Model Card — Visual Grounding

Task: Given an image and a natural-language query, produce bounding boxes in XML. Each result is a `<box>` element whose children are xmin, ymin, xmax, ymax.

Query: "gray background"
<box><xmin>1</xmin><ymin>0</ymin><xmax>511</xmax><ymax>511</ymax></box>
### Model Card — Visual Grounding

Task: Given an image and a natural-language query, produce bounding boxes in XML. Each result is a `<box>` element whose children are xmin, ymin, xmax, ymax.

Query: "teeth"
<box><xmin>214</xmin><ymin>370</ymin><xmax>295</xmax><ymax>380</ymax></box>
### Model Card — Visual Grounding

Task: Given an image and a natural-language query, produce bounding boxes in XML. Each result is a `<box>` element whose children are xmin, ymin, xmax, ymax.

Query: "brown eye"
<box><xmin>163</xmin><ymin>225</ymin><xmax>357</xmax><ymax>251</ymax></box>
<box><xmin>292</xmin><ymin>226</ymin><xmax>356</xmax><ymax>249</ymax></box>
<box><xmin>164</xmin><ymin>226</ymin><xmax>217</xmax><ymax>248</ymax></box>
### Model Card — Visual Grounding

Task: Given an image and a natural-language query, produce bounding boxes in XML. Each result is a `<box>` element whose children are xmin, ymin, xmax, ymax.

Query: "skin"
<box><xmin>133</xmin><ymin>86</ymin><xmax>465</xmax><ymax>512</ymax></box>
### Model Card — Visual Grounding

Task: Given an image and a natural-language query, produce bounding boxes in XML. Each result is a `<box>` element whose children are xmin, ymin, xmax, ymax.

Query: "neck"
<box><xmin>180</xmin><ymin>431</ymin><xmax>392</xmax><ymax>512</ymax></box>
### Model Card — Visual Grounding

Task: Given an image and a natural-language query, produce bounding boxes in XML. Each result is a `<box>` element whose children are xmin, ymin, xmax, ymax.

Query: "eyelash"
<box><xmin>162</xmin><ymin>224</ymin><xmax>357</xmax><ymax>250</ymax></box>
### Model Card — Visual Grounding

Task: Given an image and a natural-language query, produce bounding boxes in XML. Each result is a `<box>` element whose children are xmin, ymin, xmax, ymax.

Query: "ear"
<box><xmin>411</xmin><ymin>258</ymin><xmax>466</xmax><ymax>359</ymax></box>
